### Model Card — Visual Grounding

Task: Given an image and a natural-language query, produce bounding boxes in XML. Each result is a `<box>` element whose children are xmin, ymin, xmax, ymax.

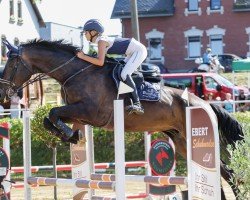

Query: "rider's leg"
<box><xmin>124</xmin><ymin>74</ymin><xmax>144</xmax><ymax>114</ymax></box>
<box><xmin>121</xmin><ymin>40</ymin><xmax>147</xmax><ymax>114</ymax></box>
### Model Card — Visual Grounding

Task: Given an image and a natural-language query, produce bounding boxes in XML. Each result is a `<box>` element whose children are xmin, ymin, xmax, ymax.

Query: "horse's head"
<box><xmin>0</xmin><ymin>40</ymin><xmax>33</xmax><ymax>102</ymax></box>
<box><xmin>211</xmin><ymin>56</ymin><xmax>225</xmax><ymax>73</ymax></box>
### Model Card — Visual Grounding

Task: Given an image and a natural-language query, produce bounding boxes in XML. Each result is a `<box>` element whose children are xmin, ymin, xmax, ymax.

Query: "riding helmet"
<box><xmin>206</xmin><ymin>48</ymin><xmax>212</xmax><ymax>53</ymax></box>
<box><xmin>83</xmin><ymin>19</ymin><xmax>104</xmax><ymax>33</ymax></box>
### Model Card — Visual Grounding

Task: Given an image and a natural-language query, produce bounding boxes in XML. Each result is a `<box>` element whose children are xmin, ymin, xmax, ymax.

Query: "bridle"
<box><xmin>0</xmin><ymin>45</ymin><xmax>77</xmax><ymax>98</ymax></box>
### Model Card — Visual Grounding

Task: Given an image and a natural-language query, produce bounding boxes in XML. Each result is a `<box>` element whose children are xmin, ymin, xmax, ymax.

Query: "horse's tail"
<box><xmin>210</xmin><ymin>104</ymin><xmax>244</xmax><ymax>146</ymax></box>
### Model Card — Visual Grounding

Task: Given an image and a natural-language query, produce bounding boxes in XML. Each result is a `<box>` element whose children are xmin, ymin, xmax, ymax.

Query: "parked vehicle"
<box><xmin>161</xmin><ymin>72</ymin><xmax>249</xmax><ymax>101</ymax></box>
<box><xmin>217</xmin><ymin>54</ymin><xmax>242</xmax><ymax>72</ymax></box>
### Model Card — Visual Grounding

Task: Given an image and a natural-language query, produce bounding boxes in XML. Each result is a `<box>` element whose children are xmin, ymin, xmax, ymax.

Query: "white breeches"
<box><xmin>121</xmin><ymin>38</ymin><xmax>147</xmax><ymax>81</ymax></box>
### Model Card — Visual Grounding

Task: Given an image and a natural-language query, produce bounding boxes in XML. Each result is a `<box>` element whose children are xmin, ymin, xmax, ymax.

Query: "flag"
<box><xmin>118</xmin><ymin>81</ymin><xmax>134</xmax><ymax>95</ymax></box>
<box><xmin>181</xmin><ymin>88</ymin><xmax>189</xmax><ymax>106</ymax></box>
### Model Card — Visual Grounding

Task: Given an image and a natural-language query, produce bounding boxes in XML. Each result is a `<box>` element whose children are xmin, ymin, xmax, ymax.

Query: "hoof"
<box><xmin>61</xmin><ymin>130</ymin><xmax>80</xmax><ymax>144</ymax></box>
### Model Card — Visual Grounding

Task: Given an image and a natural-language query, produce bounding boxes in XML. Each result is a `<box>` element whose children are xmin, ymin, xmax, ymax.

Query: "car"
<box><xmin>216</xmin><ymin>54</ymin><xmax>242</xmax><ymax>72</ymax></box>
<box><xmin>161</xmin><ymin>72</ymin><xmax>249</xmax><ymax>101</ymax></box>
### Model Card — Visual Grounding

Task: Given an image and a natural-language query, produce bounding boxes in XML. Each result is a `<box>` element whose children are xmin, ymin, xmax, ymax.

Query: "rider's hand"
<box><xmin>76</xmin><ymin>51</ymin><xmax>84</xmax><ymax>59</ymax></box>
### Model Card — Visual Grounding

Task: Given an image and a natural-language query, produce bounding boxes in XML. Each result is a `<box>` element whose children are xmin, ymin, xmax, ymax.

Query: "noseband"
<box><xmin>0</xmin><ymin>46</ymin><xmax>29</xmax><ymax>98</ymax></box>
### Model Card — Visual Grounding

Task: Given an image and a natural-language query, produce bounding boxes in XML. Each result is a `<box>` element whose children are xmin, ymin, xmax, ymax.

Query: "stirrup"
<box><xmin>126</xmin><ymin>102</ymin><xmax>144</xmax><ymax>115</ymax></box>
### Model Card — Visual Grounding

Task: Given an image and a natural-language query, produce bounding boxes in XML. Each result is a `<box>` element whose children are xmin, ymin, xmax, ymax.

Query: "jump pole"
<box><xmin>114</xmin><ymin>99</ymin><xmax>126</xmax><ymax>199</ymax></box>
<box><xmin>23</xmin><ymin>110</ymin><xmax>32</xmax><ymax>200</ymax></box>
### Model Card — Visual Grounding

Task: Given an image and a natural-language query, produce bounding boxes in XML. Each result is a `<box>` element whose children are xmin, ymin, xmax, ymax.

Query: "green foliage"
<box><xmin>0</xmin><ymin>118</ymin><xmax>23</xmax><ymax>166</ymax></box>
<box><xmin>227</xmin><ymin>112</ymin><xmax>250</xmax><ymax>199</ymax></box>
<box><xmin>93</xmin><ymin>129</ymin><xmax>145</xmax><ymax>163</ymax></box>
<box><xmin>31</xmin><ymin>104</ymin><xmax>61</xmax><ymax>148</ymax></box>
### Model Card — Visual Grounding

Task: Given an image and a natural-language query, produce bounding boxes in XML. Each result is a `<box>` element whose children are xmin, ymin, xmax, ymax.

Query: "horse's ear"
<box><xmin>2</xmin><ymin>39</ymin><xmax>18</xmax><ymax>51</ymax></box>
<box><xmin>2</xmin><ymin>39</ymin><xmax>19</xmax><ymax>57</ymax></box>
<box><xmin>2</xmin><ymin>39</ymin><xmax>12</xmax><ymax>50</ymax></box>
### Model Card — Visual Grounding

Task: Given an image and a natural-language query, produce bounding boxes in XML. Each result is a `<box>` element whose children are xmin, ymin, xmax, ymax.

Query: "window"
<box><xmin>145</xmin><ymin>29</ymin><xmax>165</xmax><ymax>64</ymax></box>
<box><xmin>210</xmin><ymin>35</ymin><xmax>223</xmax><ymax>55</ymax></box>
<box><xmin>164</xmin><ymin>77</ymin><xmax>192</xmax><ymax>90</ymax></box>
<box><xmin>9</xmin><ymin>0</ymin><xmax>15</xmax><ymax>23</ymax></box>
<box><xmin>210</xmin><ymin>0</ymin><xmax>221</xmax><ymax>10</ymax></box>
<box><xmin>188</xmin><ymin>36</ymin><xmax>201</xmax><ymax>58</ymax></box>
<box><xmin>188</xmin><ymin>0</ymin><xmax>198</xmax><ymax>11</ymax></box>
<box><xmin>1</xmin><ymin>35</ymin><xmax>7</xmax><ymax>64</ymax></box>
<box><xmin>206</xmin><ymin>26</ymin><xmax>225</xmax><ymax>54</ymax></box>
<box><xmin>205</xmin><ymin>77</ymin><xmax>218</xmax><ymax>90</ymax></box>
<box><xmin>17</xmin><ymin>0</ymin><xmax>23</xmax><ymax>24</ymax></box>
<box><xmin>149</xmin><ymin>38</ymin><xmax>162</xmax><ymax>60</ymax></box>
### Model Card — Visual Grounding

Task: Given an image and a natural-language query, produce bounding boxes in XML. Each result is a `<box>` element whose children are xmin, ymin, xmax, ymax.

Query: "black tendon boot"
<box><xmin>124</xmin><ymin>75</ymin><xmax>144</xmax><ymax>115</ymax></box>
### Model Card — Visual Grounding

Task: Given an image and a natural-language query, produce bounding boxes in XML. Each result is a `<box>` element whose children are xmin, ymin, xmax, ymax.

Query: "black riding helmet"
<box><xmin>83</xmin><ymin>19</ymin><xmax>104</xmax><ymax>33</ymax></box>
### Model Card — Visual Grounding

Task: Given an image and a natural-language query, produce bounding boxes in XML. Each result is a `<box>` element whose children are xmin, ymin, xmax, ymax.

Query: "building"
<box><xmin>112</xmin><ymin>0</ymin><xmax>250</xmax><ymax>72</ymax></box>
<box><xmin>0</xmin><ymin>0</ymin><xmax>46</xmax><ymax>108</ymax></box>
<box><xmin>39</xmin><ymin>22</ymin><xmax>89</xmax><ymax>53</ymax></box>
<box><xmin>0</xmin><ymin>0</ymin><xmax>45</xmax><ymax>67</ymax></box>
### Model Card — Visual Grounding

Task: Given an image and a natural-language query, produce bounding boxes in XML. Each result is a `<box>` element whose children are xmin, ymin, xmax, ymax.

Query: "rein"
<box><xmin>0</xmin><ymin>53</ymin><xmax>77</xmax><ymax>95</ymax></box>
<box><xmin>18</xmin><ymin>56</ymin><xmax>78</xmax><ymax>92</ymax></box>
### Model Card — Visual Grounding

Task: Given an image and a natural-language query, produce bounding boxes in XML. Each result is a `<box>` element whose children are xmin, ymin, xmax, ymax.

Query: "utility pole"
<box><xmin>130</xmin><ymin>0</ymin><xmax>140</xmax><ymax>41</ymax></box>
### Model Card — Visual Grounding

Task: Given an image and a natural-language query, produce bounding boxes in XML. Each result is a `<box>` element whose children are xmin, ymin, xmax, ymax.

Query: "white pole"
<box><xmin>114</xmin><ymin>100</ymin><xmax>125</xmax><ymax>200</ymax></box>
<box><xmin>85</xmin><ymin>125</ymin><xmax>94</xmax><ymax>198</ymax></box>
<box><xmin>233</xmin><ymin>70</ymin><xmax>236</xmax><ymax>112</ymax></box>
<box><xmin>3</xmin><ymin>130</ymin><xmax>10</xmax><ymax>195</ymax></box>
<box><xmin>144</xmin><ymin>131</ymin><xmax>151</xmax><ymax>197</ymax></box>
<box><xmin>23</xmin><ymin>111</ymin><xmax>32</xmax><ymax>200</ymax></box>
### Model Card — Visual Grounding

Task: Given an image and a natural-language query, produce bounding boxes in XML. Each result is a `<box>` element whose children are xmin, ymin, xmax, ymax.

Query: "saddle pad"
<box><xmin>137</xmin><ymin>82</ymin><xmax>160</xmax><ymax>101</ymax></box>
<box><xmin>112</xmin><ymin>64</ymin><xmax>160</xmax><ymax>102</ymax></box>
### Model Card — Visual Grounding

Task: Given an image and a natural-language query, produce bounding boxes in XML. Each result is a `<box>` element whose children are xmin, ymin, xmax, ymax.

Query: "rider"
<box><xmin>202</xmin><ymin>48</ymin><xmax>214</xmax><ymax>70</ymax></box>
<box><xmin>76</xmin><ymin>19</ymin><xmax>147</xmax><ymax>115</ymax></box>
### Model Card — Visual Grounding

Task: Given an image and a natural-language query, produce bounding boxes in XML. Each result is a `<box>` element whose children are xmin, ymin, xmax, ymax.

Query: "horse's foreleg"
<box><xmin>44</xmin><ymin>117</ymin><xmax>78</xmax><ymax>144</ymax></box>
<box><xmin>48</xmin><ymin>103</ymin><xmax>87</xmax><ymax>143</ymax></box>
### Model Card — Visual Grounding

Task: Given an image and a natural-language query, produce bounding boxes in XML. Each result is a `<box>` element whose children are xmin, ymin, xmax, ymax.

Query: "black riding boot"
<box><xmin>124</xmin><ymin>75</ymin><xmax>144</xmax><ymax>115</ymax></box>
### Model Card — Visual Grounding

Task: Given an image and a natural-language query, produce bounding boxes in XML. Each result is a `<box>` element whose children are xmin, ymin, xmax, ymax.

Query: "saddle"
<box><xmin>107</xmin><ymin>58</ymin><xmax>162</xmax><ymax>101</ymax></box>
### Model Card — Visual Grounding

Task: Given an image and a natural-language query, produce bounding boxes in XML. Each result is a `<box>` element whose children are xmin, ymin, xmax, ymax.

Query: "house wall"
<box><xmin>121</xmin><ymin>0</ymin><xmax>250</xmax><ymax>71</ymax></box>
<box><xmin>0</xmin><ymin>0</ymin><xmax>41</xmax><ymax>67</ymax></box>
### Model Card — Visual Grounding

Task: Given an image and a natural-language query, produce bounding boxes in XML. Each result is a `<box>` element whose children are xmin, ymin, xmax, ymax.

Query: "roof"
<box><xmin>111</xmin><ymin>0</ymin><xmax>174</xmax><ymax>19</ymax></box>
<box><xmin>28</xmin><ymin>0</ymin><xmax>46</xmax><ymax>27</ymax></box>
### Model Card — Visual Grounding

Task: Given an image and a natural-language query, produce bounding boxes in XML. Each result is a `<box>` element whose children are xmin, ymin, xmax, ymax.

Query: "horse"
<box><xmin>195</xmin><ymin>56</ymin><xmax>225</xmax><ymax>73</ymax></box>
<box><xmin>0</xmin><ymin>39</ymin><xmax>243</xmax><ymax>199</ymax></box>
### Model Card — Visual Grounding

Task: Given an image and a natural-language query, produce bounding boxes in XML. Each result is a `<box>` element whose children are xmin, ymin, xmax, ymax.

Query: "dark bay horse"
<box><xmin>0</xmin><ymin>39</ymin><xmax>243</xmax><ymax>199</ymax></box>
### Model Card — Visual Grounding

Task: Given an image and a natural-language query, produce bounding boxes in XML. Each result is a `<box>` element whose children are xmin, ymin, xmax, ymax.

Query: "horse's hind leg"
<box><xmin>163</xmin><ymin>131</ymin><xmax>232</xmax><ymax>199</ymax></box>
<box><xmin>220</xmin><ymin>160</ymin><xmax>239</xmax><ymax>199</ymax></box>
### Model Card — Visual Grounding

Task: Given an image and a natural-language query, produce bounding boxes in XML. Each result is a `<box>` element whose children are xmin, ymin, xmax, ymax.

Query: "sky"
<box><xmin>37</xmin><ymin>0</ymin><xmax>122</xmax><ymax>36</ymax></box>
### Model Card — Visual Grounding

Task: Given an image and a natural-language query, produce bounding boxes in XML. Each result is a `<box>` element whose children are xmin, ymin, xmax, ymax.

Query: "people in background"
<box><xmin>10</xmin><ymin>93</ymin><xmax>21</xmax><ymax>118</ymax></box>
<box><xmin>223</xmin><ymin>93</ymin><xmax>233</xmax><ymax>113</ymax></box>
<box><xmin>202</xmin><ymin>48</ymin><xmax>214</xmax><ymax>68</ymax></box>
<box><xmin>215</xmin><ymin>96</ymin><xmax>223</xmax><ymax>108</ymax></box>
<box><xmin>207</xmin><ymin>93</ymin><xmax>213</xmax><ymax>102</ymax></box>
<box><xmin>237</xmin><ymin>90</ymin><xmax>246</xmax><ymax>112</ymax></box>
<box><xmin>246</xmin><ymin>95</ymin><xmax>250</xmax><ymax>111</ymax></box>
<box><xmin>195</xmin><ymin>77</ymin><xmax>204</xmax><ymax>99</ymax></box>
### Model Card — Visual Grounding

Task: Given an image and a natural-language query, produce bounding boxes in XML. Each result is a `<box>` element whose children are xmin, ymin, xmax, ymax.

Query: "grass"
<box><xmin>222</xmin><ymin>72</ymin><xmax>250</xmax><ymax>87</ymax></box>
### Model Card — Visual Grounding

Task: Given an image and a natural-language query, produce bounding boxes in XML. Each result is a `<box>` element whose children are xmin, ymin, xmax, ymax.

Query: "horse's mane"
<box><xmin>22</xmin><ymin>39</ymin><xmax>78</xmax><ymax>53</ymax></box>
